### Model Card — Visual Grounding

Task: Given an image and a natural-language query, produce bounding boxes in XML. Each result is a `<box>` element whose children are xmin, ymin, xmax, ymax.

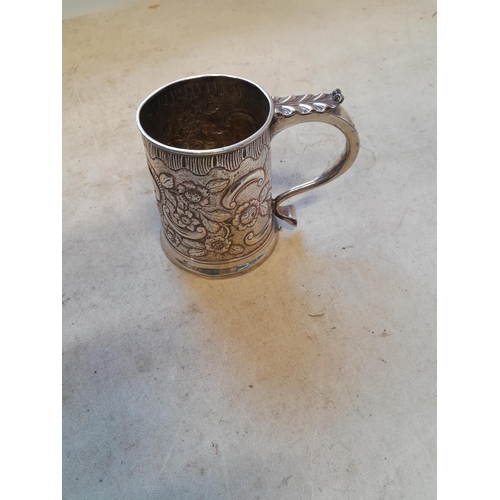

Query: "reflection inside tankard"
<box><xmin>139</xmin><ymin>76</ymin><xmax>270</xmax><ymax>150</ymax></box>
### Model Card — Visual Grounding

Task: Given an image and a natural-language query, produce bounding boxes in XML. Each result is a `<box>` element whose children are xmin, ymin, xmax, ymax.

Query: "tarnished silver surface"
<box><xmin>136</xmin><ymin>74</ymin><xmax>360</xmax><ymax>278</ymax></box>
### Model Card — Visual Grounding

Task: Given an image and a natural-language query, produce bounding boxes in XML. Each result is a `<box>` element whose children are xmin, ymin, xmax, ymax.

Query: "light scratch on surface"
<box><xmin>299</xmin><ymin>138</ymin><xmax>326</xmax><ymax>154</ymax></box>
<box><xmin>113</xmin><ymin>175</ymin><xmax>144</xmax><ymax>192</ymax></box>
<box><xmin>207</xmin><ymin>347</ymin><xmax>230</xmax><ymax>498</ymax></box>
<box><xmin>72</xmin><ymin>77</ymin><xmax>101</xmax><ymax>170</ymax></box>
<box><xmin>220</xmin><ymin>441</ymin><xmax>231</xmax><ymax>500</ymax></box>
<box><xmin>210</xmin><ymin>337</ymin><xmax>226</xmax><ymax>416</ymax></box>
<box><xmin>310</xmin><ymin>353</ymin><xmax>325</xmax><ymax>500</ymax></box>
<box><xmin>157</xmin><ymin>420</ymin><xmax>183</xmax><ymax>478</ymax></box>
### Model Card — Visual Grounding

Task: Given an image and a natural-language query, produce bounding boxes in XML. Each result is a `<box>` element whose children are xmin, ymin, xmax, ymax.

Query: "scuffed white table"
<box><xmin>63</xmin><ymin>0</ymin><xmax>436</xmax><ymax>498</ymax></box>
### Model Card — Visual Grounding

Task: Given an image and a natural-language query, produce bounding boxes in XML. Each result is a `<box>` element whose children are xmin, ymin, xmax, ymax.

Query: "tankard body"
<box><xmin>137</xmin><ymin>74</ymin><xmax>359</xmax><ymax>278</ymax></box>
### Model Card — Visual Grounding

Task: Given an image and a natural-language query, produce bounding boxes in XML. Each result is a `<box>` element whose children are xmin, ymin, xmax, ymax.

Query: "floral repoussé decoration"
<box><xmin>156</xmin><ymin>172</ymin><xmax>271</xmax><ymax>261</ymax></box>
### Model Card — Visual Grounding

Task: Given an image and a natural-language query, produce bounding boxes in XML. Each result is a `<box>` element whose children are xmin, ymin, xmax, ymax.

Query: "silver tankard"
<box><xmin>136</xmin><ymin>74</ymin><xmax>360</xmax><ymax>278</ymax></box>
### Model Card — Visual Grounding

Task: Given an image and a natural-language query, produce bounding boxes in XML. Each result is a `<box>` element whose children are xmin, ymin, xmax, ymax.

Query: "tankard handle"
<box><xmin>270</xmin><ymin>90</ymin><xmax>360</xmax><ymax>226</ymax></box>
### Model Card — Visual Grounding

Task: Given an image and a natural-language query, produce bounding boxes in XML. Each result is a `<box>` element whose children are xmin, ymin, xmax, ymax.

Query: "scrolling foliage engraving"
<box><xmin>148</xmin><ymin>148</ymin><xmax>272</xmax><ymax>262</ymax></box>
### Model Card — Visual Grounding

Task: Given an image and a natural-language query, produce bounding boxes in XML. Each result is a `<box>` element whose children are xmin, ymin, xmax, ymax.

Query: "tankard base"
<box><xmin>160</xmin><ymin>224</ymin><xmax>279</xmax><ymax>279</ymax></box>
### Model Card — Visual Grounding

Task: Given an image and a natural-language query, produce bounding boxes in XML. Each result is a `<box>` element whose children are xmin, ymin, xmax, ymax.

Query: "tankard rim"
<box><xmin>136</xmin><ymin>74</ymin><xmax>274</xmax><ymax>156</ymax></box>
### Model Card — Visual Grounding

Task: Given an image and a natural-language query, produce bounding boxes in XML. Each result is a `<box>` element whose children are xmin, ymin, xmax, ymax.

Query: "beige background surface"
<box><xmin>62</xmin><ymin>0</ymin><xmax>436</xmax><ymax>498</ymax></box>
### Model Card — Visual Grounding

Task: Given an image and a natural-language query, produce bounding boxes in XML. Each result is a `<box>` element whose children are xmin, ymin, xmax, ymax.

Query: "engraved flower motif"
<box><xmin>177</xmin><ymin>181</ymin><xmax>209</xmax><ymax>209</ymax></box>
<box><xmin>164</xmin><ymin>225</ymin><xmax>181</xmax><ymax>247</ymax></box>
<box><xmin>161</xmin><ymin>212</ymin><xmax>182</xmax><ymax>246</ymax></box>
<box><xmin>203</xmin><ymin>235</ymin><xmax>244</xmax><ymax>256</ymax></box>
<box><xmin>233</xmin><ymin>199</ymin><xmax>264</xmax><ymax>231</ymax></box>
<box><xmin>159</xmin><ymin>173</ymin><xmax>174</xmax><ymax>189</ymax></box>
<box><xmin>172</xmin><ymin>206</ymin><xmax>200</xmax><ymax>232</ymax></box>
<box><xmin>204</xmin><ymin>235</ymin><xmax>232</xmax><ymax>254</ymax></box>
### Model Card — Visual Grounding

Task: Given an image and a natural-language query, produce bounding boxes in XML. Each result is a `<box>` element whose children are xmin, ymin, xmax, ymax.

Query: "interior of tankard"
<box><xmin>138</xmin><ymin>75</ymin><xmax>271</xmax><ymax>150</ymax></box>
